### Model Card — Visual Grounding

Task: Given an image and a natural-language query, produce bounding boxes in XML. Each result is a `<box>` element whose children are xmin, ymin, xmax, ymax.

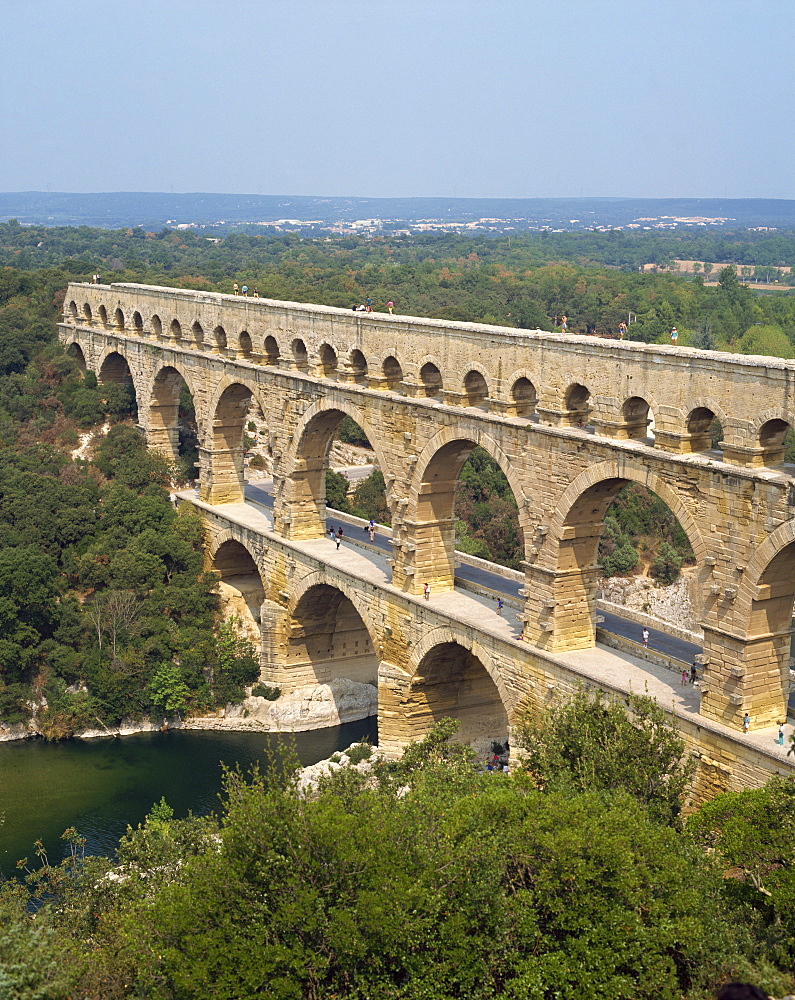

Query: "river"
<box><xmin>0</xmin><ymin>718</ymin><xmax>378</xmax><ymax>879</ymax></box>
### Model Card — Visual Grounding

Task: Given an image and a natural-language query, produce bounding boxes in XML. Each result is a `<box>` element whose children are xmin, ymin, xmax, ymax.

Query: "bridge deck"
<box><xmin>176</xmin><ymin>486</ymin><xmax>795</xmax><ymax>770</ymax></box>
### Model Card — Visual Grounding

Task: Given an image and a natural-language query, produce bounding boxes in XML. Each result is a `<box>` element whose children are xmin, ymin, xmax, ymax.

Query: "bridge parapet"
<box><xmin>64</xmin><ymin>281</ymin><xmax>795</xmax><ymax>466</ymax></box>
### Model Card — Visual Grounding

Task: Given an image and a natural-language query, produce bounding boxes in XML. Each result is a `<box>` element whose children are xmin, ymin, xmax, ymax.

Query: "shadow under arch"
<box><xmin>147</xmin><ymin>362</ymin><xmax>202</xmax><ymax>467</ymax></box>
<box><xmin>209</xmin><ymin>535</ymin><xmax>267</xmax><ymax>641</ymax></box>
<box><xmin>286</xmin><ymin>575</ymin><xmax>379</xmax><ymax>691</ymax></box>
<box><xmin>97</xmin><ymin>348</ymin><xmax>139</xmax><ymax>422</ymax></box>
<box><xmin>403</xmin><ymin>631</ymin><xmax>510</xmax><ymax>750</ymax></box>
<box><xmin>403</xmin><ymin>425</ymin><xmax>529</xmax><ymax>593</ymax></box>
<box><xmin>66</xmin><ymin>341</ymin><xmax>87</xmax><ymax>372</ymax></box>
<box><xmin>276</xmin><ymin>398</ymin><xmax>392</xmax><ymax>540</ymax></box>
<box><xmin>539</xmin><ymin>460</ymin><xmax>707</xmax><ymax>651</ymax></box>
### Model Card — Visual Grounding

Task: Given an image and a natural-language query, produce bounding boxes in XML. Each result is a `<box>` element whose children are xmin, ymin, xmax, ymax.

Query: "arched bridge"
<box><xmin>60</xmin><ymin>282</ymin><xmax>795</xmax><ymax>781</ymax></box>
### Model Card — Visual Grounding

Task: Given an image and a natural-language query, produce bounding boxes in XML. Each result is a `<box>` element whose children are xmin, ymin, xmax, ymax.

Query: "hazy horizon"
<box><xmin>4</xmin><ymin>0</ymin><xmax>793</xmax><ymax>201</ymax></box>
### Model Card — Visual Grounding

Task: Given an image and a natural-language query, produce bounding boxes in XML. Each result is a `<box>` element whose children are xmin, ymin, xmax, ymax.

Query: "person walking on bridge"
<box><xmin>642</xmin><ymin>627</ymin><xmax>649</xmax><ymax>647</ymax></box>
<box><xmin>336</xmin><ymin>527</ymin><xmax>343</xmax><ymax>549</ymax></box>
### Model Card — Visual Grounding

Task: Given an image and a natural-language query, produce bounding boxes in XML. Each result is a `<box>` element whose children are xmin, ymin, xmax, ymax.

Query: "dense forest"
<box><xmin>4</xmin><ymin>705</ymin><xmax>795</xmax><ymax>999</ymax></box>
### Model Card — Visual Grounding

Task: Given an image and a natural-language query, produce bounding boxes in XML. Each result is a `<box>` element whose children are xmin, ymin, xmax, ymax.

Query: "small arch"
<box><xmin>239</xmin><ymin>331</ymin><xmax>253</xmax><ymax>358</ymax></box>
<box><xmin>82</xmin><ymin>302</ymin><xmax>93</xmax><ymax>324</ymax></box>
<box><xmin>382</xmin><ymin>355</ymin><xmax>403</xmax><ymax>391</ymax></box>
<box><xmin>191</xmin><ymin>321</ymin><xmax>204</xmax><ymax>346</ymax></box>
<box><xmin>759</xmin><ymin>418</ymin><xmax>791</xmax><ymax>458</ymax></box>
<box><xmin>170</xmin><ymin>319</ymin><xmax>182</xmax><ymax>342</ymax></box>
<box><xmin>132</xmin><ymin>311</ymin><xmax>143</xmax><ymax>334</ymax></box>
<box><xmin>98</xmin><ymin>305</ymin><xmax>108</xmax><ymax>327</ymax></box>
<box><xmin>349</xmin><ymin>349</ymin><xmax>368</xmax><ymax>384</ymax></box>
<box><xmin>68</xmin><ymin>300</ymin><xmax>78</xmax><ymax>321</ymax></box>
<box><xmin>622</xmin><ymin>396</ymin><xmax>653</xmax><ymax>441</ymax></box>
<box><xmin>463</xmin><ymin>369</ymin><xmax>489</xmax><ymax>408</ymax></box>
<box><xmin>406</xmin><ymin>640</ymin><xmax>509</xmax><ymax>750</ymax></box>
<box><xmin>686</xmin><ymin>406</ymin><xmax>721</xmax><ymax>452</ymax></box>
<box><xmin>151</xmin><ymin>314</ymin><xmax>162</xmax><ymax>339</ymax></box>
<box><xmin>565</xmin><ymin>382</ymin><xmax>591</xmax><ymax>426</ymax></box>
<box><xmin>263</xmin><ymin>335</ymin><xmax>280</xmax><ymax>365</ymax></box>
<box><xmin>213</xmin><ymin>325</ymin><xmax>227</xmax><ymax>351</ymax></box>
<box><xmin>114</xmin><ymin>307</ymin><xmax>125</xmax><ymax>330</ymax></box>
<box><xmin>291</xmin><ymin>338</ymin><xmax>309</xmax><ymax>370</ymax></box>
<box><xmin>420</xmin><ymin>361</ymin><xmax>443</xmax><ymax>399</ymax></box>
<box><xmin>511</xmin><ymin>377</ymin><xmax>537</xmax><ymax>418</ymax></box>
<box><xmin>318</xmin><ymin>343</ymin><xmax>338</xmax><ymax>378</ymax></box>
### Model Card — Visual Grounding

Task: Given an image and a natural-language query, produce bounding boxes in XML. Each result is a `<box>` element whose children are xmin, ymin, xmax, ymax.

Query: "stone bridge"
<box><xmin>59</xmin><ymin>282</ymin><xmax>795</xmax><ymax>776</ymax></box>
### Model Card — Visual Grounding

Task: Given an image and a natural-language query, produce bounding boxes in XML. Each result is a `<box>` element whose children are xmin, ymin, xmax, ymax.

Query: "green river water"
<box><xmin>0</xmin><ymin>718</ymin><xmax>377</xmax><ymax>879</ymax></box>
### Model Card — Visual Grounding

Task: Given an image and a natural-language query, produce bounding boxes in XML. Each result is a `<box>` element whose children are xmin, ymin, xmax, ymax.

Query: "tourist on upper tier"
<box><xmin>618</xmin><ymin>321</ymin><xmax>627</xmax><ymax>339</ymax></box>
<box><xmin>670</xmin><ymin>326</ymin><xmax>678</xmax><ymax>344</ymax></box>
<box><xmin>690</xmin><ymin>661</ymin><xmax>698</xmax><ymax>684</ymax></box>
<box><xmin>386</xmin><ymin>300</ymin><xmax>394</xmax><ymax>314</ymax></box>
<box><xmin>642</xmin><ymin>627</ymin><xmax>649</xmax><ymax>647</ymax></box>
<box><xmin>779</xmin><ymin>723</ymin><xmax>785</xmax><ymax>746</ymax></box>
<box><xmin>233</xmin><ymin>282</ymin><xmax>239</xmax><ymax>295</ymax></box>
<box><xmin>743</xmin><ymin>712</ymin><xmax>751</xmax><ymax>734</ymax></box>
<box><xmin>253</xmin><ymin>287</ymin><xmax>259</xmax><ymax>297</ymax></box>
<box><xmin>365</xmin><ymin>297</ymin><xmax>373</xmax><ymax>312</ymax></box>
<box><xmin>242</xmin><ymin>285</ymin><xmax>248</xmax><ymax>296</ymax></box>
<box><xmin>560</xmin><ymin>314</ymin><xmax>567</xmax><ymax>333</ymax></box>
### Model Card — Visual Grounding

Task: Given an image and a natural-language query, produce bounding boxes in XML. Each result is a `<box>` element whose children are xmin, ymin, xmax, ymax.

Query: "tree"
<box><xmin>691</xmin><ymin>319</ymin><xmax>715</xmax><ymax>350</ymax></box>
<box><xmin>325</xmin><ymin>469</ymin><xmax>350</xmax><ymax>512</ymax></box>
<box><xmin>148</xmin><ymin>662</ymin><xmax>190</xmax><ymax>716</ymax></box>
<box><xmin>96</xmin><ymin>726</ymin><xmax>745</xmax><ymax>1000</ymax></box>
<box><xmin>687</xmin><ymin>777</ymin><xmax>795</xmax><ymax>968</ymax></box>
<box><xmin>515</xmin><ymin>688</ymin><xmax>695</xmax><ymax>826</ymax></box>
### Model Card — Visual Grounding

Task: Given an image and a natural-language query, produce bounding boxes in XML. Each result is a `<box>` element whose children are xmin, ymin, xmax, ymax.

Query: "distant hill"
<box><xmin>1</xmin><ymin>192</ymin><xmax>795</xmax><ymax>231</ymax></box>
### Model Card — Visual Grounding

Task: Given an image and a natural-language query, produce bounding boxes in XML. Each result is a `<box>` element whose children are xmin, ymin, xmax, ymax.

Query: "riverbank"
<box><xmin>0</xmin><ymin>678</ymin><xmax>377</xmax><ymax>743</ymax></box>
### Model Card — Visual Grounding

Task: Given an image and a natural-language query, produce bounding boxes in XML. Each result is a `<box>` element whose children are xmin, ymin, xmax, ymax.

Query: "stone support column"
<box><xmin>391</xmin><ymin>514</ymin><xmax>457</xmax><ymax>595</ymax></box>
<box><xmin>519</xmin><ymin>520</ymin><xmax>604</xmax><ymax>650</ymax></box>
<box><xmin>700</xmin><ymin>623</ymin><xmax>791</xmax><ymax>730</ymax></box>
<box><xmin>146</xmin><ymin>401</ymin><xmax>180</xmax><ymax>463</ymax></box>
<box><xmin>272</xmin><ymin>457</ymin><xmax>328</xmax><ymax>540</ymax></box>
<box><xmin>256</xmin><ymin>599</ymin><xmax>291</xmax><ymax>689</ymax></box>
<box><xmin>199</xmin><ymin>418</ymin><xmax>246</xmax><ymax>505</ymax></box>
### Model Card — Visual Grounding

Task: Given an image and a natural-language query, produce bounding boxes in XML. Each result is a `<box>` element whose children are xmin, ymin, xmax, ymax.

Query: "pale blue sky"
<box><xmin>3</xmin><ymin>0</ymin><xmax>793</xmax><ymax>198</ymax></box>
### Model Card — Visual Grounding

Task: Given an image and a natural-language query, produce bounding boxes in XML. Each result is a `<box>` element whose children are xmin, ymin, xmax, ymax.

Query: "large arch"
<box><xmin>276</xmin><ymin>399</ymin><xmax>392</xmax><ymax>540</ymax></box>
<box><xmin>531</xmin><ymin>460</ymin><xmax>707</xmax><ymax>651</ymax></box>
<box><xmin>210</xmin><ymin>536</ymin><xmax>266</xmax><ymax>643</ymax></box>
<box><xmin>147</xmin><ymin>363</ymin><xmax>201</xmax><ymax>466</ymax></box>
<box><xmin>66</xmin><ymin>341</ymin><xmax>87</xmax><ymax>372</ymax></box>
<box><xmin>285</xmin><ymin>579</ymin><xmax>379</xmax><ymax>690</ymax></box>
<box><xmin>723</xmin><ymin>520</ymin><xmax>795</xmax><ymax>727</ymax></box>
<box><xmin>403</xmin><ymin>632</ymin><xmax>510</xmax><ymax>751</ymax></box>
<box><xmin>401</xmin><ymin>426</ymin><xmax>530</xmax><ymax>594</ymax></box>
<box><xmin>97</xmin><ymin>349</ymin><xmax>139</xmax><ymax>422</ymax></box>
<box><xmin>202</xmin><ymin>378</ymin><xmax>262</xmax><ymax>505</ymax></box>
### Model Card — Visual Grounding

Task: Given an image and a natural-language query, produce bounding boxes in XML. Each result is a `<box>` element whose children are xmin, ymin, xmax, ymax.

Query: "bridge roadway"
<box><xmin>183</xmin><ymin>481</ymin><xmax>795</xmax><ymax>765</ymax></box>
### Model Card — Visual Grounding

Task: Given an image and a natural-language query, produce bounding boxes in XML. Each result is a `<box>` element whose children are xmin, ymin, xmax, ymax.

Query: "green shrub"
<box><xmin>251</xmin><ymin>683</ymin><xmax>280</xmax><ymax>701</ymax></box>
<box><xmin>346</xmin><ymin>742</ymin><xmax>373</xmax><ymax>764</ymax></box>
